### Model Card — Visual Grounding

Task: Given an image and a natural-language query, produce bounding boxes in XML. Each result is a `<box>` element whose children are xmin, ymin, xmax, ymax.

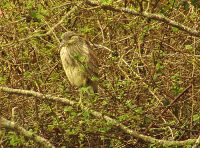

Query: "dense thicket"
<box><xmin>0</xmin><ymin>0</ymin><xmax>200</xmax><ymax>147</ymax></box>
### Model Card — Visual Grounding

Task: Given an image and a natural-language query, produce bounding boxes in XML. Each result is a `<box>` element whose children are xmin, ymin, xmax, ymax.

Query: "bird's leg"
<box><xmin>78</xmin><ymin>87</ymin><xmax>85</xmax><ymax>107</ymax></box>
<box><xmin>78</xmin><ymin>86</ymin><xmax>93</xmax><ymax>107</ymax></box>
<box><xmin>79</xmin><ymin>91</ymin><xmax>83</xmax><ymax>107</ymax></box>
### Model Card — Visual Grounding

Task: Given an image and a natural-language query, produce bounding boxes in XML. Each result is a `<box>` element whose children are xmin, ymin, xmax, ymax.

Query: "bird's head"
<box><xmin>60</xmin><ymin>31</ymin><xmax>77</xmax><ymax>48</ymax></box>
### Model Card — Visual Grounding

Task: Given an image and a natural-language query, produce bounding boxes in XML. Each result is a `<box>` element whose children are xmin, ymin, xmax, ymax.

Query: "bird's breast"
<box><xmin>60</xmin><ymin>48</ymin><xmax>87</xmax><ymax>87</ymax></box>
<box><xmin>64</xmin><ymin>66</ymin><xmax>87</xmax><ymax>87</ymax></box>
<box><xmin>60</xmin><ymin>47</ymin><xmax>76</xmax><ymax>66</ymax></box>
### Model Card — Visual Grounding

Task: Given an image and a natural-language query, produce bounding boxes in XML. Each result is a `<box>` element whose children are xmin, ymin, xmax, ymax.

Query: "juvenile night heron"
<box><xmin>60</xmin><ymin>31</ymin><xmax>98</xmax><ymax>104</ymax></box>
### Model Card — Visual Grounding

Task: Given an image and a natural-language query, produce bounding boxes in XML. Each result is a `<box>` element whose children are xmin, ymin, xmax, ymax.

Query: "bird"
<box><xmin>60</xmin><ymin>31</ymin><xmax>98</xmax><ymax>104</ymax></box>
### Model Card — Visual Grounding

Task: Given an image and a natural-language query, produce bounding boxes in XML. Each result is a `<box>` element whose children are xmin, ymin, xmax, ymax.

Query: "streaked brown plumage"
<box><xmin>60</xmin><ymin>31</ymin><xmax>98</xmax><ymax>93</ymax></box>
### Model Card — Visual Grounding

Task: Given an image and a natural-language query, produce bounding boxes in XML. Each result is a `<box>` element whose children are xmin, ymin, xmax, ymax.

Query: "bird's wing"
<box><xmin>85</xmin><ymin>41</ymin><xmax>99</xmax><ymax>77</ymax></box>
<box><xmin>71</xmin><ymin>36</ymin><xmax>98</xmax><ymax>79</ymax></box>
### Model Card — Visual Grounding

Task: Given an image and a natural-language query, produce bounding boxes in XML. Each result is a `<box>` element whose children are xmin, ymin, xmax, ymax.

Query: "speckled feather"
<box><xmin>60</xmin><ymin>31</ymin><xmax>98</xmax><ymax>92</ymax></box>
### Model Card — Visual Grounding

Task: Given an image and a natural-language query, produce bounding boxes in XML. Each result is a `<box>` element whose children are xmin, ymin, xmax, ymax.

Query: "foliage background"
<box><xmin>0</xmin><ymin>0</ymin><xmax>200</xmax><ymax>147</ymax></box>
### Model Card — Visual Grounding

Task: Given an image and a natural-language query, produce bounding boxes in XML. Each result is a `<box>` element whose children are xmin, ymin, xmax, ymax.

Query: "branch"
<box><xmin>0</xmin><ymin>86</ymin><xmax>197</xmax><ymax>147</ymax></box>
<box><xmin>85</xmin><ymin>0</ymin><xmax>200</xmax><ymax>37</ymax></box>
<box><xmin>0</xmin><ymin>117</ymin><xmax>55</xmax><ymax>148</ymax></box>
<box><xmin>192</xmin><ymin>135</ymin><xmax>200</xmax><ymax>148</ymax></box>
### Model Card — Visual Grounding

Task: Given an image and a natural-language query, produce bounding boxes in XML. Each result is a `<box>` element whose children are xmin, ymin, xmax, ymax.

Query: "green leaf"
<box><xmin>171</xmin><ymin>83</ymin><xmax>183</xmax><ymax>96</ymax></box>
<box><xmin>47</xmin><ymin>125</ymin><xmax>55</xmax><ymax>131</ymax></box>
<box><xmin>172</xmin><ymin>27</ymin><xmax>179</xmax><ymax>32</ymax></box>
<box><xmin>91</xmin><ymin>76</ymin><xmax>99</xmax><ymax>81</ymax></box>
<box><xmin>7</xmin><ymin>132</ymin><xmax>24</xmax><ymax>147</ymax></box>
<box><xmin>100</xmin><ymin>0</ymin><xmax>113</xmax><ymax>5</ymax></box>
<box><xmin>118</xmin><ymin>114</ymin><xmax>129</xmax><ymax>122</ymax></box>
<box><xmin>80</xmin><ymin>26</ymin><xmax>94</xmax><ymax>34</ymax></box>
<box><xmin>71</xmin><ymin>111</ymin><xmax>77</xmax><ymax>116</ymax></box>
<box><xmin>185</xmin><ymin>45</ymin><xmax>194</xmax><ymax>52</ymax></box>
<box><xmin>153</xmin><ymin>73</ymin><xmax>161</xmax><ymax>81</ymax></box>
<box><xmin>80</xmin><ymin>87</ymin><xmax>89</xmax><ymax>93</ymax></box>
<box><xmin>143</xmin><ymin>116</ymin><xmax>152</xmax><ymax>125</ymax></box>
<box><xmin>23</xmin><ymin>71</ymin><xmax>32</xmax><ymax>78</ymax></box>
<box><xmin>186</xmin><ymin>144</ymin><xmax>192</xmax><ymax>148</ymax></box>
<box><xmin>171</xmin><ymin>73</ymin><xmax>180</xmax><ymax>81</ymax></box>
<box><xmin>30</xmin><ymin>10</ymin><xmax>44</xmax><ymax>21</ymax></box>
<box><xmin>98</xmin><ymin>126</ymin><xmax>111</xmax><ymax>133</ymax></box>
<box><xmin>50</xmin><ymin>72</ymin><xmax>60</xmax><ymax>81</ymax></box>
<box><xmin>125</xmin><ymin>100</ymin><xmax>133</xmax><ymax>108</ymax></box>
<box><xmin>191</xmin><ymin>0</ymin><xmax>200</xmax><ymax>9</ymax></box>
<box><xmin>29</xmin><ymin>5</ymin><xmax>48</xmax><ymax>22</ymax></box>
<box><xmin>134</xmin><ymin>107</ymin><xmax>143</xmax><ymax>114</ymax></box>
<box><xmin>193</xmin><ymin>114</ymin><xmax>200</xmax><ymax>121</ymax></box>
<box><xmin>66</xmin><ymin>129</ymin><xmax>78</xmax><ymax>135</ymax></box>
<box><xmin>3</xmin><ymin>1</ymin><xmax>15</xmax><ymax>9</ymax></box>
<box><xmin>82</xmin><ymin>110</ymin><xmax>90</xmax><ymax>119</ymax></box>
<box><xmin>156</xmin><ymin>62</ymin><xmax>164</xmax><ymax>73</ymax></box>
<box><xmin>38</xmin><ymin>4</ymin><xmax>48</xmax><ymax>16</ymax></box>
<box><xmin>64</xmin><ymin>106</ymin><xmax>73</xmax><ymax>112</ymax></box>
<box><xmin>162</xmin><ymin>98</ymin><xmax>170</xmax><ymax>106</ymax></box>
<box><xmin>26</xmin><ymin>0</ymin><xmax>34</xmax><ymax>9</ymax></box>
<box><xmin>182</xmin><ymin>1</ymin><xmax>190</xmax><ymax>11</ymax></box>
<box><xmin>147</xmin><ymin>143</ymin><xmax>156</xmax><ymax>148</ymax></box>
<box><xmin>0</xmin><ymin>76</ymin><xmax>7</xmax><ymax>84</ymax></box>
